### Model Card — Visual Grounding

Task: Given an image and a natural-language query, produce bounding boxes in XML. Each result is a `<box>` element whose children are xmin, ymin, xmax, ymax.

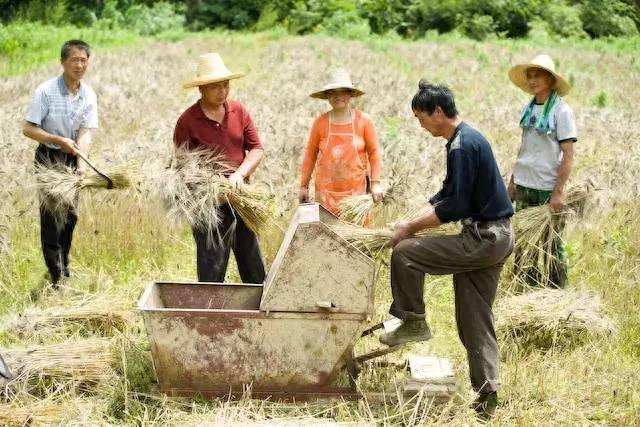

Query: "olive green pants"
<box><xmin>515</xmin><ymin>185</ymin><xmax>568</xmax><ymax>288</ymax></box>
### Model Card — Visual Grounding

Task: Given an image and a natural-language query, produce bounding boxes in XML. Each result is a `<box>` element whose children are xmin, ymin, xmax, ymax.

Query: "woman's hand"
<box><xmin>371</xmin><ymin>182</ymin><xmax>383</xmax><ymax>203</ymax></box>
<box><xmin>298</xmin><ymin>187</ymin><xmax>309</xmax><ymax>203</ymax></box>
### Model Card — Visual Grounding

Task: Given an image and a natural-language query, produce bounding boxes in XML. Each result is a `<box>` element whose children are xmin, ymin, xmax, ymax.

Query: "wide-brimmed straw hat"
<box><xmin>182</xmin><ymin>52</ymin><xmax>244</xmax><ymax>89</ymax></box>
<box><xmin>508</xmin><ymin>54</ymin><xmax>571</xmax><ymax>96</ymax></box>
<box><xmin>310</xmin><ymin>68</ymin><xmax>365</xmax><ymax>99</ymax></box>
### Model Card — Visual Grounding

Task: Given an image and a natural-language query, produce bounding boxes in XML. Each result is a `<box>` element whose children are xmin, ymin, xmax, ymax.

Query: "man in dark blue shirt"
<box><xmin>379</xmin><ymin>81</ymin><xmax>514</xmax><ymax>419</ymax></box>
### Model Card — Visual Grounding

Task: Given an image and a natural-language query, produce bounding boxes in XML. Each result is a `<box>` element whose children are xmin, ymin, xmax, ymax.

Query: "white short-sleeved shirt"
<box><xmin>25</xmin><ymin>75</ymin><xmax>98</xmax><ymax>149</ymax></box>
<box><xmin>513</xmin><ymin>97</ymin><xmax>576</xmax><ymax>191</ymax></box>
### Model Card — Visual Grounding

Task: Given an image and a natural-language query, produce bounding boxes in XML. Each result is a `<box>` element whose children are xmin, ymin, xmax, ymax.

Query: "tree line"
<box><xmin>1</xmin><ymin>0</ymin><xmax>638</xmax><ymax>40</ymax></box>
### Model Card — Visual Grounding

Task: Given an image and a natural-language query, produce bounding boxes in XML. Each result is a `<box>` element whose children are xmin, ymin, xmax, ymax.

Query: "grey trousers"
<box><xmin>389</xmin><ymin>218</ymin><xmax>514</xmax><ymax>393</ymax></box>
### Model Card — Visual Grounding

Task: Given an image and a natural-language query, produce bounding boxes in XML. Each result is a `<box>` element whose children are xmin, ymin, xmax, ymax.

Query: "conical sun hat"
<box><xmin>508</xmin><ymin>54</ymin><xmax>571</xmax><ymax>96</ymax></box>
<box><xmin>182</xmin><ymin>52</ymin><xmax>244</xmax><ymax>89</ymax></box>
<box><xmin>310</xmin><ymin>68</ymin><xmax>365</xmax><ymax>99</ymax></box>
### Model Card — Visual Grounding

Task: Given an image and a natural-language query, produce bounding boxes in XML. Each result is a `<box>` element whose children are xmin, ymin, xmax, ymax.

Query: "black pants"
<box><xmin>35</xmin><ymin>144</ymin><xmax>78</xmax><ymax>283</ymax></box>
<box><xmin>191</xmin><ymin>203</ymin><xmax>266</xmax><ymax>283</ymax></box>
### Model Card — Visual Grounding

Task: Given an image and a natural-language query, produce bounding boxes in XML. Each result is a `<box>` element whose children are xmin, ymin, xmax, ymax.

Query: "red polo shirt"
<box><xmin>173</xmin><ymin>99</ymin><xmax>263</xmax><ymax>168</ymax></box>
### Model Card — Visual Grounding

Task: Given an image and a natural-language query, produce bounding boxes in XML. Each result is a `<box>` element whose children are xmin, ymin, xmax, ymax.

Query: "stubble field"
<box><xmin>0</xmin><ymin>32</ymin><xmax>639</xmax><ymax>425</ymax></box>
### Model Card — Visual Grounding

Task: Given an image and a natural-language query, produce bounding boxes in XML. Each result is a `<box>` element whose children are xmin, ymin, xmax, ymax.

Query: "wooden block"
<box><xmin>408</xmin><ymin>355</ymin><xmax>455</xmax><ymax>384</ymax></box>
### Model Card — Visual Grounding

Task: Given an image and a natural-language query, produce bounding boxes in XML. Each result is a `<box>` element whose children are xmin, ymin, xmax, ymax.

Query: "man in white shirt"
<box><xmin>23</xmin><ymin>39</ymin><xmax>99</xmax><ymax>287</ymax></box>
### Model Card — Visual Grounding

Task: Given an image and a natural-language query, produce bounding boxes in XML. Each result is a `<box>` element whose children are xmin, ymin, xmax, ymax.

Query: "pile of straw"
<box><xmin>495</xmin><ymin>288</ymin><xmax>616</xmax><ymax>352</ymax></box>
<box><xmin>0</xmin><ymin>402</ymin><xmax>64</xmax><ymax>425</ymax></box>
<box><xmin>4</xmin><ymin>338</ymin><xmax>115</xmax><ymax>394</ymax></box>
<box><xmin>512</xmin><ymin>185</ymin><xmax>591</xmax><ymax>287</ymax></box>
<box><xmin>155</xmin><ymin>147</ymin><xmax>275</xmax><ymax>244</ymax></box>
<box><xmin>4</xmin><ymin>302</ymin><xmax>134</xmax><ymax>341</ymax></box>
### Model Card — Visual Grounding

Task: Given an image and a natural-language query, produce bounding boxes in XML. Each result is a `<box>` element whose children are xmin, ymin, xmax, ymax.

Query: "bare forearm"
<box><xmin>236</xmin><ymin>148</ymin><xmax>264</xmax><ymax>177</ymax></box>
<box><xmin>553</xmin><ymin>144</ymin><xmax>573</xmax><ymax>196</ymax></box>
<box><xmin>76</xmin><ymin>128</ymin><xmax>92</xmax><ymax>154</ymax></box>
<box><xmin>406</xmin><ymin>207</ymin><xmax>442</xmax><ymax>233</ymax></box>
<box><xmin>392</xmin><ymin>205</ymin><xmax>442</xmax><ymax>246</ymax></box>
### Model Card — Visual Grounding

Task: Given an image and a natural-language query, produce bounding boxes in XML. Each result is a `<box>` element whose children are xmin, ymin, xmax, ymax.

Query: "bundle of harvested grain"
<box><xmin>495</xmin><ymin>288</ymin><xmax>615</xmax><ymax>352</ymax></box>
<box><xmin>337</xmin><ymin>174</ymin><xmax>412</xmax><ymax>227</ymax></box>
<box><xmin>5</xmin><ymin>338</ymin><xmax>115</xmax><ymax>394</ymax></box>
<box><xmin>33</xmin><ymin>162</ymin><xmax>137</xmax><ymax>228</ymax></box>
<box><xmin>154</xmin><ymin>147</ymin><xmax>276</xmax><ymax>245</ymax></box>
<box><xmin>512</xmin><ymin>185</ymin><xmax>591</xmax><ymax>287</ymax></box>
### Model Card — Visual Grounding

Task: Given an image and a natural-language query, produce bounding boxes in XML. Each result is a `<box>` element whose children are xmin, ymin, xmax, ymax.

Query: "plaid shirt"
<box><xmin>25</xmin><ymin>75</ymin><xmax>98</xmax><ymax>149</ymax></box>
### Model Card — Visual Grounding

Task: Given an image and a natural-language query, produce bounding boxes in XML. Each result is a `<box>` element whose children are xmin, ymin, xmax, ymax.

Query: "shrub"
<box><xmin>460</xmin><ymin>14</ymin><xmax>495</xmax><ymax>41</ymax></box>
<box><xmin>581</xmin><ymin>0</ymin><xmax>639</xmax><ymax>37</ymax></box>
<box><xmin>543</xmin><ymin>2</ymin><xmax>586</xmax><ymax>39</ymax></box>
<box><xmin>359</xmin><ymin>0</ymin><xmax>411</xmax><ymax>35</ymax></box>
<box><xmin>98</xmin><ymin>0</ymin><xmax>124</xmax><ymax>30</ymax></box>
<box><xmin>405</xmin><ymin>0</ymin><xmax>461</xmax><ymax>37</ymax></box>
<box><xmin>319</xmin><ymin>9</ymin><xmax>371</xmax><ymax>39</ymax></box>
<box><xmin>185</xmin><ymin>0</ymin><xmax>264</xmax><ymax>31</ymax></box>
<box><xmin>123</xmin><ymin>2</ymin><xmax>184</xmax><ymax>36</ymax></box>
<box><xmin>462</xmin><ymin>0</ymin><xmax>539</xmax><ymax>38</ymax></box>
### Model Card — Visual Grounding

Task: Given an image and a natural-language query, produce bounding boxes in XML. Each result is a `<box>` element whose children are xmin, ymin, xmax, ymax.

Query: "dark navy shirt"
<box><xmin>429</xmin><ymin>122</ymin><xmax>514</xmax><ymax>223</ymax></box>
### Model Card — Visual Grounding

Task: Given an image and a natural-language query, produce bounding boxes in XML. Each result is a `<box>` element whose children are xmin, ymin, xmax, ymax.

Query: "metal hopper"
<box><xmin>138</xmin><ymin>203</ymin><xmax>377</xmax><ymax>398</ymax></box>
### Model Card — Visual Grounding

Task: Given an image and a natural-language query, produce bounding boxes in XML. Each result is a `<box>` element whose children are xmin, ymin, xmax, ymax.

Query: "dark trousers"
<box><xmin>389</xmin><ymin>218</ymin><xmax>513</xmax><ymax>393</ymax></box>
<box><xmin>35</xmin><ymin>144</ymin><xmax>78</xmax><ymax>283</ymax></box>
<box><xmin>191</xmin><ymin>203</ymin><xmax>266</xmax><ymax>284</ymax></box>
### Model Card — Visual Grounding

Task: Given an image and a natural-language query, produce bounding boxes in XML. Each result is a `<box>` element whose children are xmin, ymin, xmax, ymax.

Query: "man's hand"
<box><xmin>298</xmin><ymin>187</ymin><xmax>309</xmax><ymax>203</ymax></box>
<box><xmin>371</xmin><ymin>182</ymin><xmax>383</xmax><ymax>203</ymax></box>
<box><xmin>228</xmin><ymin>172</ymin><xmax>244</xmax><ymax>189</ymax></box>
<box><xmin>59</xmin><ymin>137</ymin><xmax>78</xmax><ymax>155</ymax></box>
<box><xmin>76</xmin><ymin>162</ymin><xmax>86</xmax><ymax>176</ymax></box>
<box><xmin>507</xmin><ymin>180</ymin><xmax>517</xmax><ymax>202</ymax></box>
<box><xmin>549</xmin><ymin>192</ymin><xmax>564</xmax><ymax>213</ymax></box>
<box><xmin>391</xmin><ymin>222</ymin><xmax>413</xmax><ymax>248</ymax></box>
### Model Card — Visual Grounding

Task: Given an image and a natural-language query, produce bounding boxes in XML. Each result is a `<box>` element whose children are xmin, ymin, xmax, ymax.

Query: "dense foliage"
<box><xmin>0</xmin><ymin>0</ymin><xmax>638</xmax><ymax>40</ymax></box>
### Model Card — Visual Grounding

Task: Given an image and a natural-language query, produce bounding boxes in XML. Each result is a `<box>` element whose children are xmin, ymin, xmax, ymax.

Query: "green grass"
<box><xmin>0</xmin><ymin>21</ymin><xmax>193</xmax><ymax>77</ymax></box>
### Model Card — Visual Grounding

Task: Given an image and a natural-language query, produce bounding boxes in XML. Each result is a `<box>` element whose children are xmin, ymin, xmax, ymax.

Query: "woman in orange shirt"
<box><xmin>298</xmin><ymin>69</ymin><xmax>383</xmax><ymax>217</ymax></box>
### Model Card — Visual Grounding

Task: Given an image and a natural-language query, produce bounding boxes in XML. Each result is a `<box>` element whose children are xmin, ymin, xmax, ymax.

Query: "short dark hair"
<box><xmin>411</xmin><ymin>79</ymin><xmax>458</xmax><ymax>118</ymax></box>
<box><xmin>61</xmin><ymin>40</ymin><xmax>91</xmax><ymax>60</ymax></box>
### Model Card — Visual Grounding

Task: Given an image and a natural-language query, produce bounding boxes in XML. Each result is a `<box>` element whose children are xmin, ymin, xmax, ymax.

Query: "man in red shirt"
<box><xmin>174</xmin><ymin>52</ymin><xmax>265</xmax><ymax>283</ymax></box>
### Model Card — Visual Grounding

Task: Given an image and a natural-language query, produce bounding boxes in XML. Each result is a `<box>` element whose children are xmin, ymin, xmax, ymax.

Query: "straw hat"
<box><xmin>182</xmin><ymin>52</ymin><xmax>244</xmax><ymax>89</ymax></box>
<box><xmin>508</xmin><ymin>54</ymin><xmax>571</xmax><ymax>96</ymax></box>
<box><xmin>310</xmin><ymin>68</ymin><xmax>365</xmax><ymax>99</ymax></box>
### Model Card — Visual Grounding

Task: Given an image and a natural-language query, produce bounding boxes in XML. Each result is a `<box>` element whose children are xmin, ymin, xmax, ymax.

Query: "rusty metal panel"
<box><xmin>139</xmin><ymin>287</ymin><xmax>364</xmax><ymax>392</ymax></box>
<box><xmin>261</xmin><ymin>204</ymin><xmax>375</xmax><ymax>315</ymax></box>
<box><xmin>146</xmin><ymin>282</ymin><xmax>263</xmax><ymax>310</ymax></box>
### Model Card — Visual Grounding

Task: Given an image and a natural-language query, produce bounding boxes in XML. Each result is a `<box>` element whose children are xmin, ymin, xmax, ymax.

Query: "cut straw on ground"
<box><xmin>3</xmin><ymin>302</ymin><xmax>135</xmax><ymax>342</ymax></box>
<box><xmin>0</xmin><ymin>401</ymin><xmax>64</xmax><ymax>425</ymax></box>
<box><xmin>495</xmin><ymin>288</ymin><xmax>616</xmax><ymax>353</ymax></box>
<box><xmin>4</xmin><ymin>338</ymin><xmax>115</xmax><ymax>396</ymax></box>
